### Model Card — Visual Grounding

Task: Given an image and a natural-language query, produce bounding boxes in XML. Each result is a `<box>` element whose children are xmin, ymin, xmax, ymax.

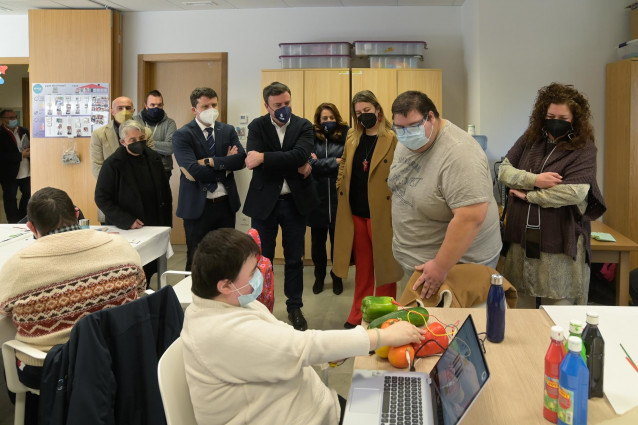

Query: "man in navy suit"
<box><xmin>244</xmin><ymin>82</ymin><xmax>318</xmax><ymax>331</ymax></box>
<box><xmin>173</xmin><ymin>87</ymin><xmax>246</xmax><ymax>270</ymax></box>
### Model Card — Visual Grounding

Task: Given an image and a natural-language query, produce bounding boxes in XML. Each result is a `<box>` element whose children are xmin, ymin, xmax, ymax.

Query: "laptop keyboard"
<box><xmin>380</xmin><ymin>376</ymin><xmax>424</xmax><ymax>425</ymax></box>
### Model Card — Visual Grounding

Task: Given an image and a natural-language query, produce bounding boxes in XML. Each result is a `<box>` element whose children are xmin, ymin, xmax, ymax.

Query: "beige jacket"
<box><xmin>332</xmin><ymin>129</ymin><xmax>403</xmax><ymax>286</ymax></box>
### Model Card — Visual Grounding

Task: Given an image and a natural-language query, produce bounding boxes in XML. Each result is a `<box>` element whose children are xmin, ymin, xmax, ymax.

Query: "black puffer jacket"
<box><xmin>307</xmin><ymin>126</ymin><xmax>348</xmax><ymax>228</ymax></box>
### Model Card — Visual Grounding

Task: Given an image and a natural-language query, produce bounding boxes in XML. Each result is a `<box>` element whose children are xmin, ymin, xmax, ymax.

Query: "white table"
<box><xmin>0</xmin><ymin>224</ymin><xmax>173</xmax><ymax>343</ymax></box>
<box><xmin>542</xmin><ymin>305</ymin><xmax>638</xmax><ymax>415</ymax></box>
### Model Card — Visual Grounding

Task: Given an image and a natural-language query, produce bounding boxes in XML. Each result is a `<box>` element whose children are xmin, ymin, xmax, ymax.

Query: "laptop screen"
<box><xmin>428</xmin><ymin>315</ymin><xmax>490</xmax><ymax>425</ymax></box>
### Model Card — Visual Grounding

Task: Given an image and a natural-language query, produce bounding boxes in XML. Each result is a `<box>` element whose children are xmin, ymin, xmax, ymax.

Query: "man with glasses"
<box><xmin>388</xmin><ymin>91</ymin><xmax>501</xmax><ymax>300</ymax></box>
<box><xmin>90</xmin><ymin>96</ymin><xmax>154</xmax><ymax>223</ymax></box>
<box><xmin>0</xmin><ymin>109</ymin><xmax>30</xmax><ymax>223</ymax></box>
<box><xmin>243</xmin><ymin>82</ymin><xmax>318</xmax><ymax>331</ymax></box>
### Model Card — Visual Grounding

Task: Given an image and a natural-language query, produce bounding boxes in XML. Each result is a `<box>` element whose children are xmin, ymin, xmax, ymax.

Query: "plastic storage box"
<box><xmin>280</xmin><ymin>55</ymin><xmax>351</xmax><ymax>69</ymax></box>
<box><xmin>354</xmin><ymin>41</ymin><xmax>426</xmax><ymax>56</ymax></box>
<box><xmin>279</xmin><ymin>42</ymin><xmax>352</xmax><ymax>56</ymax></box>
<box><xmin>370</xmin><ymin>55</ymin><xmax>422</xmax><ymax>69</ymax></box>
<box><xmin>618</xmin><ymin>39</ymin><xmax>638</xmax><ymax>60</ymax></box>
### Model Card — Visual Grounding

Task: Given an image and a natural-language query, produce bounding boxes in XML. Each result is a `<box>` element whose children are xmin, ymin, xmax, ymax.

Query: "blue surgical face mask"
<box><xmin>322</xmin><ymin>121</ymin><xmax>337</xmax><ymax>134</ymax></box>
<box><xmin>396</xmin><ymin>119</ymin><xmax>433</xmax><ymax>151</ymax></box>
<box><xmin>272</xmin><ymin>106</ymin><xmax>291</xmax><ymax>124</ymax></box>
<box><xmin>232</xmin><ymin>270</ymin><xmax>264</xmax><ymax>307</ymax></box>
<box><xmin>7</xmin><ymin>119</ymin><xmax>19</xmax><ymax>128</ymax></box>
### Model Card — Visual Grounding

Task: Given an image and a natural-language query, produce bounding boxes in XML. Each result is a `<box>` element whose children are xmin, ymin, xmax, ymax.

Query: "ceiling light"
<box><xmin>182</xmin><ymin>1</ymin><xmax>218</xmax><ymax>6</ymax></box>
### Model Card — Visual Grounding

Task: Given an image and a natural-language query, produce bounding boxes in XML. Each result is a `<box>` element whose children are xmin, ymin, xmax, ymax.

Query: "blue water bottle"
<box><xmin>486</xmin><ymin>273</ymin><xmax>506</xmax><ymax>343</ymax></box>
<box><xmin>558</xmin><ymin>336</ymin><xmax>589</xmax><ymax>425</ymax></box>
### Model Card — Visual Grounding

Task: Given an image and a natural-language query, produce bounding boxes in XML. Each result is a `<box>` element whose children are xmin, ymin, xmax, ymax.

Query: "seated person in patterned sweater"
<box><xmin>0</xmin><ymin>187</ymin><xmax>146</xmax><ymax>421</ymax></box>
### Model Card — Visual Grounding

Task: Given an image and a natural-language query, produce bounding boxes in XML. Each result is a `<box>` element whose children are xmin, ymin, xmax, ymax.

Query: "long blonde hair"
<box><xmin>350</xmin><ymin>90</ymin><xmax>392</xmax><ymax>140</ymax></box>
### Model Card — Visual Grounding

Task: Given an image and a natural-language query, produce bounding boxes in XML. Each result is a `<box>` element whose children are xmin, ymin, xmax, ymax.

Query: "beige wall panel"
<box><xmin>351</xmin><ymin>69</ymin><xmax>397</xmax><ymax>120</ymax></box>
<box><xmin>604</xmin><ymin>59</ymin><xmax>638</xmax><ymax>269</ymax></box>
<box><xmin>260</xmin><ymin>70</ymin><xmax>304</xmax><ymax>115</ymax></box>
<box><xmin>303</xmin><ymin>69</ymin><xmax>351</xmax><ymax>122</ymax></box>
<box><xmin>397</xmin><ymin>69</ymin><xmax>443</xmax><ymax>115</ymax></box>
<box><xmin>29</xmin><ymin>9</ymin><xmax>116</xmax><ymax>223</ymax></box>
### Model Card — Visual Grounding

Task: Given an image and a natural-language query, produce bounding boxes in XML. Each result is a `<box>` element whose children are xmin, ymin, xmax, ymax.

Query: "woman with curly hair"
<box><xmin>307</xmin><ymin>103</ymin><xmax>349</xmax><ymax>295</ymax></box>
<box><xmin>498</xmin><ymin>83</ymin><xmax>606</xmax><ymax>307</ymax></box>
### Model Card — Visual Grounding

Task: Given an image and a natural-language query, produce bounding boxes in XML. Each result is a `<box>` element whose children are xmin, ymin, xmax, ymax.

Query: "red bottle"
<box><xmin>543</xmin><ymin>326</ymin><xmax>567</xmax><ymax>423</ymax></box>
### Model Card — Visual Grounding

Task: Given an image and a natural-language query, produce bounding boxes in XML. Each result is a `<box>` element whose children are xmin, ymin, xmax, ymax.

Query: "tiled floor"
<box><xmin>0</xmin><ymin>244</ymin><xmax>370</xmax><ymax>424</ymax></box>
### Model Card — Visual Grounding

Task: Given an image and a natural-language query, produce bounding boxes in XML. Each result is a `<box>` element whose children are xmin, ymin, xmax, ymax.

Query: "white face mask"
<box><xmin>198</xmin><ymin>108</ymin><xmax>219</xmax><ymax>126</ymax></box>
<box><xmin>231</xmin><ymin>271</ymin><xmax>263</xmax><ymax>307</ymax></box>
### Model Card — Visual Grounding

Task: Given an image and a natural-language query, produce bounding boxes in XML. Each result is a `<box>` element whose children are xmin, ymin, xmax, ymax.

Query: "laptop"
<box><xmin>343</xmin><ymin>314</ymin><xmax>490</xmax><ymax>425</ymax></box>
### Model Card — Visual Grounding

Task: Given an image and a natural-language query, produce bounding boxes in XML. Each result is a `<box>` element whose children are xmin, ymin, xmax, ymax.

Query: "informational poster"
<box><xmin>31</xmin><ymin>83</ymin><xmax>110</xmax><ymax>138</ymax></box>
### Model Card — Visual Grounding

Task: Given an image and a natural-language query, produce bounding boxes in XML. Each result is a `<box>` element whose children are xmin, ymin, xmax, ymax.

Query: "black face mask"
<box><xmin>358</xmin><ymin>113</ymin><xmax>378</xmax><ymax>129</ymax></box>
<box><xmin>144</xmin><ymin>107</ymin><xmax>165</xmax><ymax>123</ymax></box>
<box><xmin>545</xmin><ymin>119</ymin><xmax>573</xmax><ymax>140</ymax></box>
<box><xmin>127</xmin><ymin>141</ymin><xmax>146</xmax><ymax>155</ymax></box>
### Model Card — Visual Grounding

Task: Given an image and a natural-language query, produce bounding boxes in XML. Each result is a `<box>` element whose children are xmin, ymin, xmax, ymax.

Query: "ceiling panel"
<box><xmin>0</xmin><ymin>0</ymin><xmax>464</xmax><ymax>14</ymax></box>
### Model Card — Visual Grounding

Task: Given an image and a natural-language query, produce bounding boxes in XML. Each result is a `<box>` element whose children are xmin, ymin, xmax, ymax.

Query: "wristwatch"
<box><xmin>204</xmin><ymin>157</ymin><xmax>211</xmax><ymax>166</ymax></box>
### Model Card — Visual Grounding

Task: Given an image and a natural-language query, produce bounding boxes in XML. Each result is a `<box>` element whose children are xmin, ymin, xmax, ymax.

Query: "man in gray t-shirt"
<box><xmin>389</xmin><ymin>91</ymin><xmax>501</xmax><ymax>299</ymax></box>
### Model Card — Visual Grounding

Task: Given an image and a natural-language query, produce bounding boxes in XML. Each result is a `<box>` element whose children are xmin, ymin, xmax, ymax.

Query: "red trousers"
<box><xmin>347</xmin><ymin>215</ymin><xmax>396</xmax><ymax>325</ymax></box>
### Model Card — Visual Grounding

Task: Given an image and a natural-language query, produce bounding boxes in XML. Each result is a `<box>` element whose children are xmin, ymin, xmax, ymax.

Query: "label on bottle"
<box><xmin>544</xmin><ymin>375</ymin><xmax>560</xmax><ymax>411</ymax></box>
<box><xmin>558</xmin><ymin>386</ymin><xmax>574</xmax><ymax>424</ymax></box>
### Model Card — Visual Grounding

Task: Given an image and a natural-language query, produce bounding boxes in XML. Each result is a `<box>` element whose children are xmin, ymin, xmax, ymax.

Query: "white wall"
<box><xmin>472</xmin><ymin>0</ymin><xmax>629</xmax><ymax>188</ymax></box>
<box><xmin>122</xmin><ymin>6</ymin><xmax>466</xmax><ymax>125</ymax></box>
<box><xmin>0</xmin><ymin>15</ymin><xmax>29</xmax><ymax>56</ymax></box>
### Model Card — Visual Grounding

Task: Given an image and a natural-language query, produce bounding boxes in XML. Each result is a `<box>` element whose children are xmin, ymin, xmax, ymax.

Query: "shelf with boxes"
<box><xmin>277</xmin><ymin>40</ymin><xmax>427</xmax><ymax>69</ymax></box>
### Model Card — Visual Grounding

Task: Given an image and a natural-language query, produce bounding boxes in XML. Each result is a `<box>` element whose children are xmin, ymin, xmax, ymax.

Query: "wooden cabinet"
<box><xmin>260</xmin><ymin>68</ymin><xmax>442</xmax><ymax>262</ymax></box>
<box><xmin>604</xmin><ymin>58</ymin><xmax>638</xmax><ymax>269</ymax></box>
<box><xmin>351</xmin><ymin>68</ymin><xmax>442</xmax><ymax>118</ymax></box>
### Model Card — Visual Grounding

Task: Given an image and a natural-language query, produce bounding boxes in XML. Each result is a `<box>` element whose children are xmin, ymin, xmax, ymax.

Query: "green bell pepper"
<box><xmin>361</xmin><ymin>296</ymin><xmax>398</xmax><ymax>323</ymax></box>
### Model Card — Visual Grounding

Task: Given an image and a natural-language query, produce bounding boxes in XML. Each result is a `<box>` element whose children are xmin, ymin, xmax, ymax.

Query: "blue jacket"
<box><xmin>172</xmin><ymin>119</ymin><xmax>246</xmax><ymax>219</ymax></box>
<box><xmin>40</xmin><ymin>286</ymin><xmax>184</xmax><ymax>425</ymax></box>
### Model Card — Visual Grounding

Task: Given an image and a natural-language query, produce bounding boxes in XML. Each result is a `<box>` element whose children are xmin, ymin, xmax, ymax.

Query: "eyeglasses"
<box><xmin>392</xmin><ymin>118</ymin><xmax>426</xmax><ymax>136</ymax></box>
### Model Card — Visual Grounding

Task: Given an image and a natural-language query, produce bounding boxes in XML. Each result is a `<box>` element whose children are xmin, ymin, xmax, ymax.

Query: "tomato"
<box><xmin>413</xmin><ymin>322</ymin><xmax>449</xmax><ymax>358</ymax></box>
<box><xmin>388</xmin><ymin>344</ymin><xmax>415</xmax><ymax>369</ymax></box>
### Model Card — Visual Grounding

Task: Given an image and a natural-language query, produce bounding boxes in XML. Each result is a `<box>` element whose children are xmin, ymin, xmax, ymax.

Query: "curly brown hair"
<box><xmin>313</xmin><ymin>103</ymin><xmax>348</xmax><ymax>142</ymax></box>
<box><xmin>522</xmin><ymin>82</ymin><xmax>594</xmax><ymax>151</ymax></box>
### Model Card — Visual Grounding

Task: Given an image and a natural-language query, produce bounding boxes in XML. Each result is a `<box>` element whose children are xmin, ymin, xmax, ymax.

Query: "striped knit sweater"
<box><xmin>0</xmin><ymin>229</ymin><xmax>146</xmax><ymax>365</ymax></box>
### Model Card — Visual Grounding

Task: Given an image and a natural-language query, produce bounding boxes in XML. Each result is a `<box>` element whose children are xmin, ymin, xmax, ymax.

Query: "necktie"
<box><xmin>205</xmin><ymin>127</ymin><xmax>215</xmax><ymax>156</ymax></box>
<box><xmin>204</xmin><ymin>127</ymin><xmax>217</xmax><ymax>193</ymax></box>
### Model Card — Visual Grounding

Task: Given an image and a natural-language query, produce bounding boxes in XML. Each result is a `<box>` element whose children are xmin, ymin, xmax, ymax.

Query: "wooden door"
<box><xmin>397</xmin><ymin>69</ymin><xmax>443</xmax><ymax>115</ymax></box>
<box><xmin>303</xmin><ymin>69</ymin><xmax>351</xmax><ymax>122</ymax></box>
<box><xmin>260</xmin><ymin>70</ymin><xmax>304</xmax><ymax>116</ymax></box>
<box><xmin>138</xmin><ymin>53</ymin><xmax>228</xmax><ymax>245</ymax></box>
<box><xmin>351</xmin><ymin>69</ymin><xmax>397</xmax><ymax>122</ymax></box>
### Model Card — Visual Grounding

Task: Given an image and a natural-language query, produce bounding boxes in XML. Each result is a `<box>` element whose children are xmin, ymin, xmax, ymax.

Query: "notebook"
<box><xmin>343</xmin><ymin>314</ymin><xmax>490</xmax><ymax>425</ymax></box>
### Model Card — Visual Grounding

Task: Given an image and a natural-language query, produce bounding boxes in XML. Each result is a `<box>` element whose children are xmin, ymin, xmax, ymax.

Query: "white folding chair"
<box><xmin>160</xmin><ymin>270</ymin><xmax>191</xmax><ymax>288</ymax></box>
<box><xmin>157</xmin><ymin>337</ymin><xmax>197</xmax><ymax>425</ymax></box>
<box><xmin>2</xmin><ymin>340</ymin><xmax>46</xmax><ymax>425</ymax></box>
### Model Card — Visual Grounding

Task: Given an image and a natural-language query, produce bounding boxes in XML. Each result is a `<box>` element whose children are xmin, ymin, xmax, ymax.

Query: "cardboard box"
<box><xmin>632</xmin><ymin>2</ymin><xmax>638</xmax><ymax>40</ymax></box>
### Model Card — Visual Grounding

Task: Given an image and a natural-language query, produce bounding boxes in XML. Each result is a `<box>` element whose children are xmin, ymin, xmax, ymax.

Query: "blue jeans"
<box><xmin>252</xmin><ymin>197</ymin><xmax>306</xmax><ymax>312</ymax></box>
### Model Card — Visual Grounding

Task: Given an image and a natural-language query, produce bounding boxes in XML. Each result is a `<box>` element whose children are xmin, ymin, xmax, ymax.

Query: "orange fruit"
<box><xmin>388</xmin><ymin>344</ymin><xmax>415</xmax><ymax>369</ymax></box>
<box><xmin>381</xmin><ymin>318</ymin><xmax>401</xmax><ymax>329</ymax></box>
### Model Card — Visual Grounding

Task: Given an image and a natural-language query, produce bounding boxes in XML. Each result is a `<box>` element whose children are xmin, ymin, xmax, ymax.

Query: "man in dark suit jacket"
<box><xmin>244</xmin><ymin>82</ymin><xmax>318</xmax><ymax>331</ymax></box>
<box><xmin>173</xmin><ymin>87</ymin><xmax>246</xmax><ymax>270</ymax></box>
<box><xmin>0</xmin><ymin>109</ymin><xmax>30</xmax><ymax>223</ymax></box>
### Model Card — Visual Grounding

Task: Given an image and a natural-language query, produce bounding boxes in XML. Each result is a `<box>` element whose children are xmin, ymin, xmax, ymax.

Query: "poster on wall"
<box><xmin>31</xmin><ymin>82</ymin><xmax>110</xmax><ymax>138</ymax></box>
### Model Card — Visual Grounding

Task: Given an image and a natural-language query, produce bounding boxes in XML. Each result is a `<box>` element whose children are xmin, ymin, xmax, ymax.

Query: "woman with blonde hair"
<box><xmin>333</xmin><ymin>91</ymin><xmax>403</xmax><ymax>328</ymax></box>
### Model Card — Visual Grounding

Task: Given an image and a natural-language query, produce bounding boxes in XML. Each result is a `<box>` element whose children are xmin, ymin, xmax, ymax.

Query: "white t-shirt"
<box><xmin>388</xmin><ymin>120</ymin><xmax>501</xmax><ymax>272</ymax></box>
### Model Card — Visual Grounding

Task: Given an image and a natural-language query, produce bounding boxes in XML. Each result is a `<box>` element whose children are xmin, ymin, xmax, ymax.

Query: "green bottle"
<box><xmin>564</xmin><ymin>319</ymin><xmax>587</xmax><ymax>363</ymax></box>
